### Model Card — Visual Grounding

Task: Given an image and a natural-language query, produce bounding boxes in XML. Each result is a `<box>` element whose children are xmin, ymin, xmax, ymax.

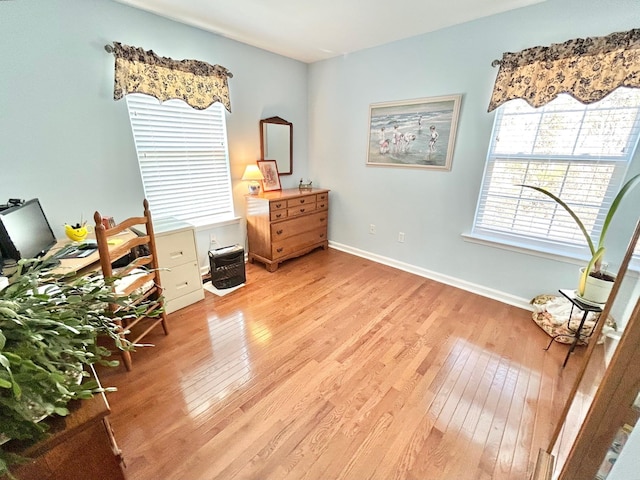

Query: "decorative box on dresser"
<box><xmin>246</xmin><ymin>188</ymin><xmax>329</xmax><ymax>272</ymax></box>
<box><xmin>153</xmin><ymin>218</ymin><xmax>204</xmax><ymax>314</ymax></box>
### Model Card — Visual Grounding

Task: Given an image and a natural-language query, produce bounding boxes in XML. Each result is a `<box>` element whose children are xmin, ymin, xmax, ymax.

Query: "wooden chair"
<box><xmin>94</xmin><ymin>199</ymin><xmax>169</xmax><ymax>371</ymax></box>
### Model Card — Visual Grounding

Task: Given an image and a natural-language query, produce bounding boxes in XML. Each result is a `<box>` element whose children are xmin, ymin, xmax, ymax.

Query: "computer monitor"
<box><xmin>0</xmin><ymin>198</ymin><xmax>58</xmax><ymax>260</ymax></box>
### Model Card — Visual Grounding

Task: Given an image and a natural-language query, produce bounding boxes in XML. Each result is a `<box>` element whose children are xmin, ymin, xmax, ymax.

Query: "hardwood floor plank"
<box><xmin>436</xmin><ymin>316</ymin><xmax>501</xmax><ymax>479</ymax></box>
<box><xmin>95</xmin><ymin>248</ymin><xmax>603</xmax><ymax>480</ymax></box>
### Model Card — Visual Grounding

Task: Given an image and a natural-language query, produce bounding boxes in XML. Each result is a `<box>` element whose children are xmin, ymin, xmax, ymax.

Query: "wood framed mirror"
<box><xmin>260</xmin><ymin>116</ymin><xmax>292</xmax><ymax>175</ymax></box>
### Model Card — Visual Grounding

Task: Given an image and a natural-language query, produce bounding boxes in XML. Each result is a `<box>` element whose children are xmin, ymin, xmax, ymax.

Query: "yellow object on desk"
<box><xmin>65</xmin><ymin>224</ymin><xmax>88</xmax><ymax>242</ymax></box>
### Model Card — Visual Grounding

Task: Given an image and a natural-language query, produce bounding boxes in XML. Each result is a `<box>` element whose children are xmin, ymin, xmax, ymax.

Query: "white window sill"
<box><xmin>190</xmin><ymin>215</ymin><xmax>241</xmax><ymax>230</ymax></box>
<box><xmin>462</xmin><ymin>232</ymin><xmax>591</xmax><ymax>266</ymax></box>
<box><xmin>462</xmin><ymin>232</ymin><xmax>640</xmax><ymax>275</ymax></box>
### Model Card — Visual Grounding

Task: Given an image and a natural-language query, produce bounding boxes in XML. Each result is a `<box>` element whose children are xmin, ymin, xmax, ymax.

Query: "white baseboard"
<box><xmin>328</xmin><ymin>241</ymin><xmax>533</xmax><ymax>311</ymax></box>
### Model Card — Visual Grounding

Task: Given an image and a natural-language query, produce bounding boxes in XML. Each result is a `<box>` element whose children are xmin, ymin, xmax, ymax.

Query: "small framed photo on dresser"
<box><xmin>257</xmin><ymin>160</ymin><xmax>282</xmax><ymax>192</ymax></box>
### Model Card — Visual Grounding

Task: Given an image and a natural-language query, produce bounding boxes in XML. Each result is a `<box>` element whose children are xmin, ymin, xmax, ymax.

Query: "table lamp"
<box><xmin>242</xmin><ymin>165</ymin><xmax>264</xmax><ymax>195</ymax></box>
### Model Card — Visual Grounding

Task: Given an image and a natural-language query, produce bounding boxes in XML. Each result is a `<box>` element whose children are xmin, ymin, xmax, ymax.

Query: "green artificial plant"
<box><xmin>521</xmin><ymin>172</ymin><xmax>640</xmax><ymax>296</ymax></box>
<box><xmin>0</xmin><ymin>256</ymin><xmax>154</xmax><ymax>476</ymax></box>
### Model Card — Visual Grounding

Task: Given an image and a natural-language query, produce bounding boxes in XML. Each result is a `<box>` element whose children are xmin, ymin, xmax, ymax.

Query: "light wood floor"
<box><xmin>97</xmin><ymin>248</ymin><xmax>601</xmax><ymax>480</ymax></box>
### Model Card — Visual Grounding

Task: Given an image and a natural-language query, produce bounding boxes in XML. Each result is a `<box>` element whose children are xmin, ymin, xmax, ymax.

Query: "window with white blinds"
<box><xmin>473</xmin><ymin>87</ymin><xmax>640</xmax><ymax>256</ymax></box>
<box><xmin>125</xmin><ymin>93</ymin><xmax>234</xmax><ymax>224</ymax></box>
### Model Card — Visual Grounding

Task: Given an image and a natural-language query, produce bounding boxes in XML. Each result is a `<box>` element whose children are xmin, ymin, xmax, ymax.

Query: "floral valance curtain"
<box><xmin>111</xmin><ymin>42</ymin><xmax>233</xmax><ymax>112</ymax></box>
<box><xmin>488</xmin><ymin>28</ymin><xmax>640</xmax><ymax>112</ymax></box>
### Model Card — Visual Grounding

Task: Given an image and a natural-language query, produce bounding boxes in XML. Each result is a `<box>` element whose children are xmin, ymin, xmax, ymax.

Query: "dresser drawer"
<box><xmin>271</xmin><ymin>211</ymin><xmax>328</xmax><ymax>241</ymax></box>
<box><xmin>317</xmin><ymin>197</ymin><xmax>329</xmax><ymax>210</ymax></box>
<box><xmin>270</xmin><ymin>210</ymin><xmax>287</xmax><ymax>221</ymax></box>
<box><xmin>287</xmin><ymin>195</ymin><xmax>315</xmax><ymax>208</ymax></box>
<box><xmin>287</xmin><ymin>202</ymin><xmax>316</xmax><ymax>218</ymax></box>
<box><xmin>270</xmin><ymin>200</ymin><xmax>287</xmax><ymax>212</ymax></box>
<box><xmin>316</xmin><ymin>192</ymin><xmax>328</xmax><ymax>203</ymax></box>
<box><xmin>155</xmin><ymin>230</ymin><xmax>198</xmax><ymax>269</ymax></box>
<box><xmin>271</xmin><ymin>228</ymin><xmax>327</xmax><ymax>259</ymax></box>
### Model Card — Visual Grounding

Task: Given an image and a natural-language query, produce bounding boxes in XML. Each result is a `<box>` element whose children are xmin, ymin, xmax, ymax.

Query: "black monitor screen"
<box><xmin>0</xmin><ymin>199</ymin><xmax>57</xmax><ymax>260</ymax></box>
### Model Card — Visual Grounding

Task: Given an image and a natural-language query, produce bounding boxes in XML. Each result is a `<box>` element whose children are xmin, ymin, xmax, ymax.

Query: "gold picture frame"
<box><xmin>366</xmin><ymin>94</ymin><xmax>462</xmax><ymax>171</ymax></box>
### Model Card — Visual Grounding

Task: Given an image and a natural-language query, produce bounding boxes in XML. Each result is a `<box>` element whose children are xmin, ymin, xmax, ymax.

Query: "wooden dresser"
<box><xmin>246</xmin><ymin>188</ymin><xmax>329</xmax><ymax>272</ymax></box>
<box><xmin>5</xmin><ymin>392</ymin><xmax>126</xmax><ymax>480</ymax></box>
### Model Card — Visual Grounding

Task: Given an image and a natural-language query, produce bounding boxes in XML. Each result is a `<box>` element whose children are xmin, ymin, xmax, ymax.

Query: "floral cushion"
<box><xmin>530</xmin><ymin>294</ymin><xmax>608</xmax><ymax>345</ymax></box>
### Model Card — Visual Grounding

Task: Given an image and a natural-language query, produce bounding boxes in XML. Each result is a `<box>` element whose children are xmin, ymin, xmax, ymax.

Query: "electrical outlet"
<box><xmin>398</xmin><ymin>232</ymin><xmax>405</xmax><ymax>243</ymax></box>
<box><xmin>210</xmin><ymin>234</ymin><xmax>217</xmax><ymax>245</ymax></box>
<box><xmin>369</xmin><ymin>224</ymin><xmax>376</xmax><ymax>234</ymax></box>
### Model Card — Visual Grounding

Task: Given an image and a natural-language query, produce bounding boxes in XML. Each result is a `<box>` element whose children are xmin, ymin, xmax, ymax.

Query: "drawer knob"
<box><xmin>300</xmin><ymin>199</ymin><xmax>305</xmax><ymax>203</ymax></box>
<box><xmin>300</xmin><ymin>208</ymin><xmax>305</xmax><ymax>213</ymax></box>
<box><xmin>276</xmin><ymin>213</ymin><xmax>282</xmax><ymax>218</ymax></box>
<box><xmin>320</xmin><ymin>233</ymin><xmax>325</xmax><ymax>238</ymax></box>
<box><xmin>277</xmin><ymin>247</ymin><xmax>283</xmax><ymax>253</ymax></box>
<box><xmin>276</xmin><ymin>203</ymin><xmax>282</xmax><ymax>208</ymax></box>
<box><xmin>276</xmin><ymin>229</ymin><xmax>283</xmax><ymax>235</ymax></box>
<box><xmin>319</xmin><ymin>203</ymin><xmax>325</xmax><ymax>208</ymax></box>
<box><xmin>320</xmin><ymin>217</ymin><xmax>326</xmax><ymax>222</ymax></box>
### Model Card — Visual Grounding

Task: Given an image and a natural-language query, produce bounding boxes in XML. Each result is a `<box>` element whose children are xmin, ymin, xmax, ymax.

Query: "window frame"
<box><xmin>471</xmin><ymin>89</ymin><xmax>640</xmax><ymax>261</ymax></box>
<box><xmin>125</xmin><ymin>94</ymin><xmax>236</xmax><ymax>226</ymax></box>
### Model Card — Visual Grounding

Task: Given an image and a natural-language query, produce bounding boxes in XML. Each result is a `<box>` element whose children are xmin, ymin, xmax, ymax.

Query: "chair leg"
<box><xmin>160</xmin><ymin>311</ymin><xmax>169</xmax><ymax>335</ymax></box>
<box><xmin>114</xmin><ymin>318</ymin><xmax>133</xmax><ymax>371</ymax></box>
<box><xmin>121</xmin><ymin>349</ymin><xmax>133</xmax><ymax>371</ymax></box>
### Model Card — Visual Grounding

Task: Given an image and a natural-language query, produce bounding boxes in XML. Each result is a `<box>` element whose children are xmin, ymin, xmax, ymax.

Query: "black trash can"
<box><xmin>208</xmin><ymin>245</ymin><xmax>245</xmax><ymax>289</ymax></box>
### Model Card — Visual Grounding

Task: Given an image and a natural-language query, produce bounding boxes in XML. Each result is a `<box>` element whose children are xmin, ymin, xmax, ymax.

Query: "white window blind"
<box><xmin>125</xmin><ymin>94</ymin><xmax>234</xmax><ymax>223</ymax></box>
<box><xmin>473</xmin><ymin>88</ymin><xmax>640</xmax><ymax>256</ymax></box>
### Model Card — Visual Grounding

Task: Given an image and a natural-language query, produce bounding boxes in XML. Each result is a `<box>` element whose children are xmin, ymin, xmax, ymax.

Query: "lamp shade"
<box><xmin>242</xmin><ymin>165</ymin><xmax>264</xmax><ymax>181</ymax></box>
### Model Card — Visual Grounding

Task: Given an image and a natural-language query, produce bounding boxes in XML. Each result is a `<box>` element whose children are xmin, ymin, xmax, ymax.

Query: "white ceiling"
<box><xmin>115</xmin><ymin>0</ymin><xmax>545</xmax><ymax>63</ymax></box>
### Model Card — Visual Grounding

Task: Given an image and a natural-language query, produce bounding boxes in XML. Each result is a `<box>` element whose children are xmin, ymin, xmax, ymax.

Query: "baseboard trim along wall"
<box><xmin>328</xmin><ymin>241</ymin><xmax>533</xmax><ymax>311</ymax></box>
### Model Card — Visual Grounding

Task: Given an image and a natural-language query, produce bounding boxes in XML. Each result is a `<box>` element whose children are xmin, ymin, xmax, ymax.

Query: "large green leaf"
<box><xmin>598</xmin><ymin>173</ymin><xmax>640</xmax><ymax>250</ymax></box>
<box><xmin>522</xmin><ymin>174</ymin><xmax>640</xmax><ymax>272</ymax></box>
<box><xmin>519</xmin><ymin>184</ymin><xmax>595</xmax><ymax>255</ymax></box>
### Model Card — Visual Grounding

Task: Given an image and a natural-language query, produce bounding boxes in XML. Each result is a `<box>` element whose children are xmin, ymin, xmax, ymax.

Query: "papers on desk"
<box><xmin>57</xmin><ymin>246</ymin><xmax>97</xmax><ymax>259</ymax></box>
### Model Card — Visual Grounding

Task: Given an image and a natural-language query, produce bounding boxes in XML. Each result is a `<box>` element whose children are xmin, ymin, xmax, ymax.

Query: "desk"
<box><xmin>544</xmin><ymin>289</ymin><xmax>603</xmax><ymax>368</ymax></box>
<box><xmin>46</xmin><ymin>230</ymin><xmax>137</xmax><ymax>277</ymax></box>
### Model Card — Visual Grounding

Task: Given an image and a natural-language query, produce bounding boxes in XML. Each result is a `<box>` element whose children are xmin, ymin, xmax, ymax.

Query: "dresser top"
<box><xmin>249</xmin><ymin>188</ymin><xmax>329</xmax><ymax>201</ymax></box>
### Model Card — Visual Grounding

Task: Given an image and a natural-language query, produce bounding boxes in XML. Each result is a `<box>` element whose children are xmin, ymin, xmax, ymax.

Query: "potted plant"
<box><xmin>0</xmin><ymin>256</ymin><xmax>152</xmax><ymax>476</ymax></box>
<box><xmin>521</xmin><ymin>172</ymin><xmax>640</xmax><ymax>303</ymax></box>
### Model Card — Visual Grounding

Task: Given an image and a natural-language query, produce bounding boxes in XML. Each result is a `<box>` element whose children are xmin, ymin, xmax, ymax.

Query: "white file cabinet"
<box><xmin>154</xmin><ymin>218</ymin><xmax>204</xmax><ymax>314</ymax></box>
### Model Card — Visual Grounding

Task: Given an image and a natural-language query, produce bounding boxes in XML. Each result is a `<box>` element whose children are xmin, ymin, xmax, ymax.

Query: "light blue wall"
<box><xmin>1</xmin><ymin>0</ymin><xmax>638</xmax><ymax>301</ymax></box>
<box><xmin>0</xmin><ymin>0</ymin><xmax>308</xmax><ymax>269</ymax></box>
<box><xmin>308</xmin><ymin>0</ymin><xmax>640</xmax><ymax>304</ymax></box>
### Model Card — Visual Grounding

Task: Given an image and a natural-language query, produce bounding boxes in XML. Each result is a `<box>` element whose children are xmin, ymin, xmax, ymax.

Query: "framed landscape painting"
<box><xmin>366</xmin><ymin>94</ymin><xmax>462</xmax><ymax>171</ymax></box>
